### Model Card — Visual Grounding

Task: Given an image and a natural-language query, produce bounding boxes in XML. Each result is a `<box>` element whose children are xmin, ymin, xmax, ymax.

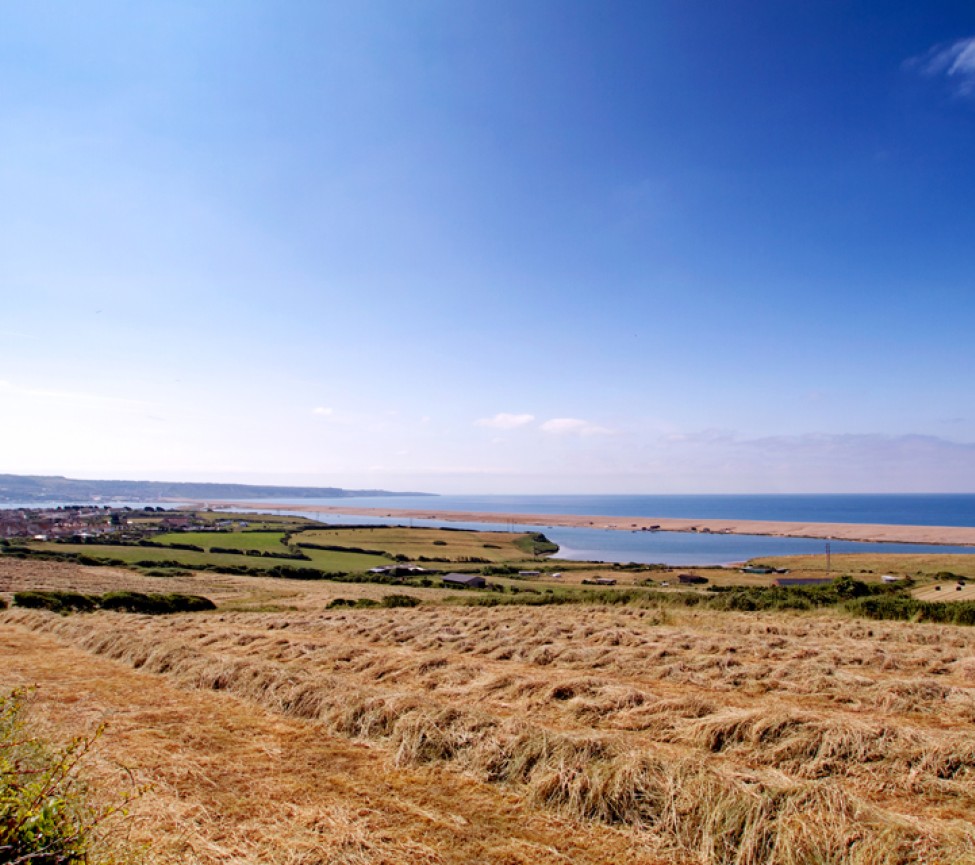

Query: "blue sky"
<box><xmin>2</xmin><ymin>1</ymin><xmax>974</xmax><ymax>493</ymax></box>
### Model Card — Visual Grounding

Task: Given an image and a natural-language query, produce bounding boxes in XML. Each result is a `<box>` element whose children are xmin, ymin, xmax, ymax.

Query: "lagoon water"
<box><xmin>247</xmin><ymin>493</ymin><xmax>975</xmax><ymax>566</ymax></box>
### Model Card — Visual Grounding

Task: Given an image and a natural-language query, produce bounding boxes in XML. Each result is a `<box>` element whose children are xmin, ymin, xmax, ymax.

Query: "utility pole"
<box><xmin>826</xmin><ymin>541</ymin><xmax>831</xmax><ymax>579</ymax></box>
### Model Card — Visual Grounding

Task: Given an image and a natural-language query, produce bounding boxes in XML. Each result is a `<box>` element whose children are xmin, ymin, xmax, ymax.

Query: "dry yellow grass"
<box><xmin>0</xmin><ymin>623</ymin><xmax>661</xmax><ymax>865</ymax></box>
<box><xmin>4</xmin><ymin>557</ymin><xmax>975</xmax><ymax>863</ymax></box>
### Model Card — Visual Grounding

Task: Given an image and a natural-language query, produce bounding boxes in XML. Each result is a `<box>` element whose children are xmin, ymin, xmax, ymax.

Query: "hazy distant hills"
<box><xmin>0</xmin><ymin>474</ymin><xmax>434</xmax><ymax>504</ymax></box>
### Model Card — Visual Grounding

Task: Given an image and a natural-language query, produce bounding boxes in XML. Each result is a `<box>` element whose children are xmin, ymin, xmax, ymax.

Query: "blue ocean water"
<box><xmin>253</xmin><ymin>493</ymin><xmax>975</xmax><ymax>528</ymax></box>
<box><xmin>243</xmin><ymin>493</ymin><xmax>975</xmax><ymax>566</ymax></box>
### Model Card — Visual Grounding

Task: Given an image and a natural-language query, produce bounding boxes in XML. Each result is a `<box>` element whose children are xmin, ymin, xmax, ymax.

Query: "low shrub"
<box><xmin>99</xmin><ymin>591</ymin><xmax>216</xmax><ymax>614</ymax></box>
<box><xmin>326</xmin><ymin>598</ymin><xmax>357</xmax><ymax>608</ymax></box>
<box><xmin>847</xmin><ymin>595</ymin><xmax>975</xmax><ymax>626</ymax></box>
<box><xmin>0</xmin><ymin>688</ymin><xmax>128</xmax><ymax>864</ymax></box>
<box><xmin>12</xmin><ymin>591</ymin><xmax>99</xmax><ymax>614</ymax></box>
<box><xmin>380</xmin><ymin>594</ymin><xmax>421</xmax><ymax>608</ymax></box>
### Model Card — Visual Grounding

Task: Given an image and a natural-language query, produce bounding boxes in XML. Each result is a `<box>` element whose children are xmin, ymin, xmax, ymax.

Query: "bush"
<box><xmin>99</xmin><ymin>592</ymin><xmax>216</xmax><ymax>614</ymax></box>
<box><xmin>380</xmin><ymin>594</ymin><xmax>421</xmax><ymax>608</ymax></box>
<box><xmin>326</xmin><ymin>598</ymin><xmax>357</xmax><ymax>608</ymax></box>
<box><xmin>13</xmin><ymin>591</ymin><xmax>99</xmax><ymax>614</ymax></box>
<box><xmin>0</xmin><ymin>688</ymin><xmax>127</xmax><ymax>864</ymax></box>
<box><xmin>12</xmin><ymin>590</ymin><xmax>216</xmax><ymax>616</ymax></box>
<box><xmin>846</xmin><ymin>596</ymin><xmax>975</xmax><ymax>627</ymax></box>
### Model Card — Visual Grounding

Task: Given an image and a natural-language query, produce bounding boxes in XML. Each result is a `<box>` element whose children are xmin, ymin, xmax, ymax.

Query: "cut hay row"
<box><xmin>6</xmin><ymin>609</ymin><xmax>975</xmax><ymax>864</ymax></box>
<box><xmin>12</xmin><ymin>607</ymin><xmax>975</xmax><ymax>797</ymax></box>
<box><xmin>85</xmin><ymin>603</ymin><xmax>975</xmax><ymax>720</ymax></box>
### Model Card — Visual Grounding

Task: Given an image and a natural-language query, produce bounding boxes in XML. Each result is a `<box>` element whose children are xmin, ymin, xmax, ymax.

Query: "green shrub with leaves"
<box><xmin>0</xmin><ymin>689</ymin><xmax>127</xmax><ymax>864</ymax></box>
<box><xmin>380</xmin><ymin>594</ymin><xmax>421</xmax><ymax>608</ymax></box>
<box><xmin>12</xmin><ymin>591</ymin><xmax>215</xmax><ymax>616</ymax></box>
<box><xmin>12</xmin><ymin>592</ymin><xmax>99</xmax><ymax>614</ymax></box>
<box><xmin>98</xmin><ymin>592</ymin><xmax>216</xmax><ymax>614</ymax></box>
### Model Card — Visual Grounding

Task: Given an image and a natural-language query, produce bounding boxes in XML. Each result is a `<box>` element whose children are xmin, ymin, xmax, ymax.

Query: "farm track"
<box><xmin>6</xmin><ymin>604</ymin><xmax>975</xmax><ymax>863</ymax></box>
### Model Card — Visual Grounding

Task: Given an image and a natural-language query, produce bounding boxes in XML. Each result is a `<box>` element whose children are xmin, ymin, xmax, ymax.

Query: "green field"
<box><xmin>187</xmin><ymin>511</ymin><xmax>318</xmax><ymax>530</ymax></box>
<box><xmin>153</xmin><ymin>530</ymin><xmax>294</xmax><ymax>552</ymax></box>
<box><xmin>28</xmin><ymin>541</ymin><xmax>390</xmax><ymax>574</ymax></box>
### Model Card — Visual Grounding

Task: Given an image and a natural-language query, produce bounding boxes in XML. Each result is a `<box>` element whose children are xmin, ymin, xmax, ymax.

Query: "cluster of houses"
<box><xmin>0</xmin><ymin>506</ymin><xmax>234</xmax><ymax>543</ymax></box>
<box><xmin>0</xmin><ymin>506</ymin><xmax>116</xmax><ymax>541</ymax></box>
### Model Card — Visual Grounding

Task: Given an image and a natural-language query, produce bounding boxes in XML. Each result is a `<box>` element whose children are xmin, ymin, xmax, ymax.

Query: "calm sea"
<box><xmin>246</xmin><ymin>493</ymin><xmax>975</xmax><ymax>526</ymax></box>
<box><xmin>244</xmin><ymin>493</ymin><xmax>975</xmax><ymax>566</ymax></box>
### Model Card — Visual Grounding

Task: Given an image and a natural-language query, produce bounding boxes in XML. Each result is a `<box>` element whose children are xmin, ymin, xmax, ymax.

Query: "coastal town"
<box><xmin>0</xmin><ymin>505</ymin><xmax>201</xmax><ymax>542</ymax></box>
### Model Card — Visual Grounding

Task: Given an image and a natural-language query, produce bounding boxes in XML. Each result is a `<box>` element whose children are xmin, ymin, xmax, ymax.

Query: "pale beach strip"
<box><xmin>199</xmin><ymin>501</ymin><xmax>975</xmax><ymax>547</ymax></box>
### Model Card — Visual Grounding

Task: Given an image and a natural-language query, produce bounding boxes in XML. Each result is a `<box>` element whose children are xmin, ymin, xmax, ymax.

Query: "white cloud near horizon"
<box><xmin>475</xmin><ymin>412</ymin><xmax>535</xmax><ymax>429</ymax></box>
<box><xmin>311</xmin><ymin>406</ymin><xmax>334</xmax><ymax>416</ymax></box>
<box><xmin>912</xmin><ymin>36</ymin><xmax>975</xmax><ymax>96</ymax></box>
<box><xmin>540</xmin><ymin>417</ymin><xmax>613</xmax><ymax>436</ymax></box>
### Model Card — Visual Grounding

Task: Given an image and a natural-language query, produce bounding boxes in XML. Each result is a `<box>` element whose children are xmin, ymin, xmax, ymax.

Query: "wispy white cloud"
<box><xmin>475</xmin><ymin>412</ymin><xmax>535</xmax><ymax>430</ymax></box>
<box><xmin>0</xmin><ymin>380</ymin><xmax>148</xmax><ymax>406</ymax></box>
<box><xmin>540</xmin><ymin>417</ymin><xmax>613</xmax><ymax>436</ymax></box>
<box><xmin>311</xmin><ymin>406</ymin><xmax>334</xmax><ymax>416</ymax></box>
<box><xmin>911</xmin><ymin>36</ymin><xmax>975</xmax><ymax>96</ymax></box>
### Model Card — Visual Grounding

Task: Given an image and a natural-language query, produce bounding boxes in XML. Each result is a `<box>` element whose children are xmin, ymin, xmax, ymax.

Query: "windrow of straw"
<box><xmin>11</xmin><ymin>608</ymin><xmax>975</xmax><ymax>798</ymax></box>
<box><xmin>6</xmin><ymin>608</ymin><xmax>975</xmax><ymax>864</ymax></box>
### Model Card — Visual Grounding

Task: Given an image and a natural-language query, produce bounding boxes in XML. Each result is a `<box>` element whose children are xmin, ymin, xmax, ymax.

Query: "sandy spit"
<box><xmin>191</xmin><ymin>501</ymin><xmax>975</xmax><ymax>547</ymax></box>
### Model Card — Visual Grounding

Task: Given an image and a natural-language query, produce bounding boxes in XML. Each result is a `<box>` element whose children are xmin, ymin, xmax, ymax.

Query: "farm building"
<box><xmin>441</xmin><ymin>573</ymin><xmax>487</xmax><ymax>589</ymax></box>
<box><xmin>368</xmin><ymin>564</ymin><xmax>428</xmax><ymax>578</ymax></box>
<box><xmin>773</xmin><ymin>577</ymin><xmax>834</xmax><ymax>587</ymax></box>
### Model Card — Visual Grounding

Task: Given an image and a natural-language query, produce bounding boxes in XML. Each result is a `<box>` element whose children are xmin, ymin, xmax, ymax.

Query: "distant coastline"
<box><xmin>204</xmin><ymin>501</ymin><xmax>975</xmax><ymax>547</ymax></box>
<box><xmin>0</xmin><ymin>473</ymin><xmax>434</xmax><ymax>505</ymax></box>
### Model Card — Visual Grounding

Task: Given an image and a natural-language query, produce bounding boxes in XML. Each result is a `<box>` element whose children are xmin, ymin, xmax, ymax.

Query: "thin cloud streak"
<box><xmin>540</xmin><ymin>417</ymin><xmax>613</xmax><ymax>436</ymax></box>
<box><xmin>0</xmin><ymin>380</ymin><xmax>150</xmax><ymax>407</ymax></box>
<box><xmin>475</xmin><ymin>412</ymin><xmax>535</xmax><ymax>430</ymax></box>
<box><xmin>911</xmin><ymin>36</ymin><xmax>975</xmax><ymax>96</ymax></box>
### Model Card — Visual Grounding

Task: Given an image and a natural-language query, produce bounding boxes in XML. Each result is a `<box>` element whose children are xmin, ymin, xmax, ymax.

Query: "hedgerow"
<box><xmin>11</xmin><ymin>590</ymin><xmax>216</xmax><ymax>615</ymax></box>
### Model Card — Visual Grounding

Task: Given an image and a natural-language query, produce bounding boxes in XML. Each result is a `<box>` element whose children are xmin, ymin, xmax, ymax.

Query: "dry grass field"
<box><xmin>4</xmin><ymin>556</ymin><xmax>975</xmax><ymax>863</ymax></box>
<box><xmin>752</xmin><ymin>553</ymin><xmax>975</xmax><ymax>582</ymax></box>
<box><xmin>292</xmin><ymin>526</ymin><xmax>542</xmax><ymax>563</ymax></box>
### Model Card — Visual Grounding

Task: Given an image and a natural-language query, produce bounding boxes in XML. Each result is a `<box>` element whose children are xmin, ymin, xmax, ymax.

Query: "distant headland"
<box><xmin>0</xmin><ymin>473</ymin><xmax>435</xmax><ymax>505</ymax></box>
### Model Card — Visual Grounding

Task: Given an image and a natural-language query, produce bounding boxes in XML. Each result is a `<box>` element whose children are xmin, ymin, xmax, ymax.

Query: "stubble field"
<box><xmin>3</xmin><ymin>556</ymin><xmax>975</xmax><ymax>864</ymax></box>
